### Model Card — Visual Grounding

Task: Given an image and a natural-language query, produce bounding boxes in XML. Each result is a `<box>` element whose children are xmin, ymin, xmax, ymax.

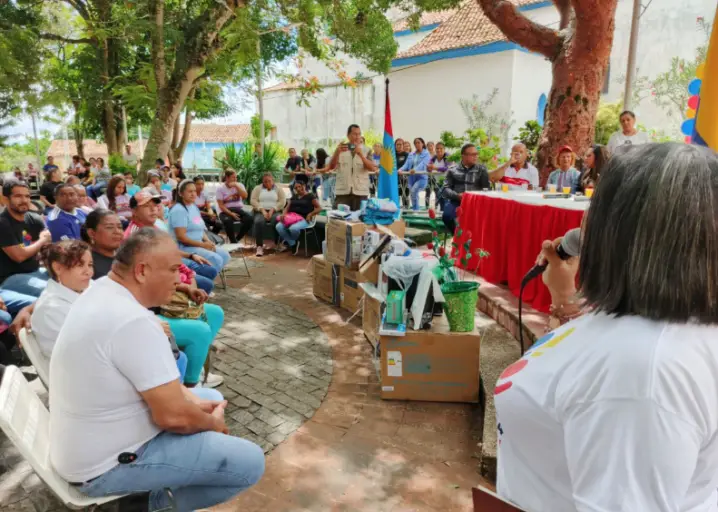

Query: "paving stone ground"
<box><xmin>0</xmin><ymin>250</ymin><xmax>511</xmax><ymax>511</ymax></box>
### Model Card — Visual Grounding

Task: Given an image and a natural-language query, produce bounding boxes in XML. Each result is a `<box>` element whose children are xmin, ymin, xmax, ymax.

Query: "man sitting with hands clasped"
<box><xmin>441</xmin><ymin>144</ymin><xmax>490</xmax><ymax>234</ymax></box>
<box><xmin>49</xmin><ymin>229</ymin><xmax>264</xmax><ymax>510</ymax></box>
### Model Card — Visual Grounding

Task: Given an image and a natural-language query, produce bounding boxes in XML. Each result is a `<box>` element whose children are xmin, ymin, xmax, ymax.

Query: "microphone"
<box><xmin>521</xmin><ymin>228</ymin><xmax>581</xmax><ymax>287</ymax></box>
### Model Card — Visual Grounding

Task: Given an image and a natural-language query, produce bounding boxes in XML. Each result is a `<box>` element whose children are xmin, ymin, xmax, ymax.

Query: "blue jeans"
<box><xmin>442</xmin><ymin>201</ymin><xmax>458</xmax><ymax>235</ymax></box>
<box><xmin>1</xmin><ymin>270</ymin><xmax>49</xmax><ymax>298</ymax></box>
<box><xmin>176</xmin><ymin>351</ymin><xmax>188</xmax><ymax>383</ymax></box>
<box><xmin>0</xmin><ymin>288</ymin><xmax>37</xmax><ymax>316</ymax></box>
<box><xmin>322</xmin><ymin>176</ymin><xmax>336</xmax><ymax>203</ymax></box>
<box><xmin>408</xmin><ymin>175</ymin><xmax>428</xmax><ymax>211</ymax></box>
<box><xmin>182</xmin><ymin>259</ymin><xmax>216</xmax><ymax>293</ymax></box>
<box><xmin>79</xmin><ymin>391</ymin><xmax>263</xmax><ymax>512</ymax></box>
<box><xmin>181</xmin><ymin>246</ymin><xmax>230</xmax><ymax>274</ymax></box>
<box><xmin>276</xmin><ymin>219</ymin><xmax>309</xmax><ymax>247</ymax></box>
<box><xmin>160</xmin><ymin>304</ymin><xmax>224</xmax><ymax>385</ymax></box>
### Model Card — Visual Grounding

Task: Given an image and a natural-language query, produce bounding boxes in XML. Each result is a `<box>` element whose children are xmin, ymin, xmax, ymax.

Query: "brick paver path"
<box><xmin>0</xmin><ymin>288</ymin><xmax>332</xmax><ymax>511</ymax></box>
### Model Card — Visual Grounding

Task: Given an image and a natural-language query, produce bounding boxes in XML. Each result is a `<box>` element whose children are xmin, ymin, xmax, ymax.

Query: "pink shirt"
<box><xmin>215</xmin><ymin>183</ymin><xmax>246</xmax><ymax>209</ymax></box>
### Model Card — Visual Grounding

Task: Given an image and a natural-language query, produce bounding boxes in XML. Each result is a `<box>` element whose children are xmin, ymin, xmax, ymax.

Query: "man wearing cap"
<box><xmin>546</xmin><ymin>146</ymin><xmax>581</xmax><ymax>194</ymax></box>
<box><xmin>125</xmin><ymin>190</ymin><xmax>217</xmax><ymax>293</ymax></box>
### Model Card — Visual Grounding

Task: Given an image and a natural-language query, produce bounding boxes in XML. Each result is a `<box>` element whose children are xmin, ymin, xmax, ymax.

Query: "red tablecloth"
<box><xmin>455</xmin><ymin>193</ymin><xmax>585</xmax><ymax>313</ymax></box>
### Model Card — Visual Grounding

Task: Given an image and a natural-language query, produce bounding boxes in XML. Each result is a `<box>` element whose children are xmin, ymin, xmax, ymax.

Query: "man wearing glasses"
<box><xmin>441</xmin><ymin>143</ymin><xmax>490</xmax><ymax>234</ymax></box>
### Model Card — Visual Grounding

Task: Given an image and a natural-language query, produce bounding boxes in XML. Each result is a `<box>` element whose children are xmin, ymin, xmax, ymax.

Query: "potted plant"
<box><xmin>426</xmin><ymin>207</ymin><xmax>489</xmax><ymax>332</ymax></box>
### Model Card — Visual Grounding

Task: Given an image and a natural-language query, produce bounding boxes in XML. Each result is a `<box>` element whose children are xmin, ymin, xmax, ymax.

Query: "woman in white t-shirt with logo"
<box><xmin>495</xmin><ymin>142</ymin><xmax>718</xmax><ymax>512</ymax></box>
<box><xmin>607</xmin><ymin>110</ymin><xmax>650</xmax><ymax>154</ymax></box>
<box><xmin>249</xmin><ymin>173</ymin><xmax>286</xmax><ymax>257</ymax></box>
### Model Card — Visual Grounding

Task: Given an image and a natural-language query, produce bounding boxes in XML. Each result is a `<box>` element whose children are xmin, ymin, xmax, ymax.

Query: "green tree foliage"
<box><xmin>594</xmin><ymin>100</ymin><xmax>622</xmax><ymax>145</ymax></box>
<box><xmin>514</xmin><ymin>120</ymin><xmax>542</xmax><ymax>156</ymax></box>
<box><xmin>216</xmin><ymin>142</ymin><xmax>284</xmax><ymax>192</ymax></box>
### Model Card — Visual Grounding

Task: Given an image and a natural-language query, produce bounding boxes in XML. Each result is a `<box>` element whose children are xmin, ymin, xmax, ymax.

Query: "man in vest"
<box><xmin>328</xmin><ymin>124</ymin><xmax>377</xmax><ymax>210</ymax></box>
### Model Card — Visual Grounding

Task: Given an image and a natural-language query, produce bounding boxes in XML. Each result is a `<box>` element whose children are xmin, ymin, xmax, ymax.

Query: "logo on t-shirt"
<box><xmin>22</xmin><ymin>230</ymin><xmax>32</xmax><ymax>247</ymax></box>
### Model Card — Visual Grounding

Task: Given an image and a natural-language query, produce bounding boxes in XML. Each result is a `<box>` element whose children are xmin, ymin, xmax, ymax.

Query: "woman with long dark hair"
<box><xmin>580</xmin><ymin>144</ymin><xmax>610</xmax><ymax>191</ymax></box>
<box><xmin>97</xmin><ymin>175</ymin><xmax>132</xmax><ymax>220</ymax></box>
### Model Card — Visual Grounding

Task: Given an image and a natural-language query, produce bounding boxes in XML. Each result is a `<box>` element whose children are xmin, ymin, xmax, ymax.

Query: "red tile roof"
<box><xmin>392</xmin><ymin>10</ymin><xmax>457</xmax><ymax>32</ymax></box>
<box><xmin>46</xmin><ymin>124</ymin><xmax>250</xmax><ymax>158</ymax></box>
<box><xmin>396</xmin><ymin>0</ymin><xmax>548</xmax><ymax>59</ymax></box>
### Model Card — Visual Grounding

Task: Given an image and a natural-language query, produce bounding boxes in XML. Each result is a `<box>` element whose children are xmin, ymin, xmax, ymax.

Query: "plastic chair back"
<box><xmin>0</xmin><ymin>366</ymin><xmax>123</xmax><ymax>508</ymax></box>
<box><xmin>18</xmin><ymin>329</ymin><xmax>49</xmax><ymax>388</ymax></box>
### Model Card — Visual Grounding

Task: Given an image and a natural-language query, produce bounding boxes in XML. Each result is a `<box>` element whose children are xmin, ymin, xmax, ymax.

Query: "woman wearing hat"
<box><xmin>547</xmin><ymin>145</ymin><xmax>581</xmax><ymax>193</ymax></box>
<box><xmin>276</xmin><ymin>174</ymin><xmax>321</xmax><ymax>255</ymax></box>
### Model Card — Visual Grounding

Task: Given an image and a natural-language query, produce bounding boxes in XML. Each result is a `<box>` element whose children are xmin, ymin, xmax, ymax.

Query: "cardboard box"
<box><xmin>362</xmin><ymin>293</ymin><xmax>382</xmax><ymax>349</ymax></box>
<box><xmin>339</xmin><ymin>268</ymin><xmax>368</xmax><ymax>315</ymax></box>
<box><xmin>326</xmin><ymin>219</ymin><xmax>406</xmax><ymax>270</ymax></box>
<box><xmin>380</xmin><ymin>316</ymin><xmax>480</xmax><ymax>403</ymax></box>
<box><xmin>312</xmin><ymin>255</ymin><xmax>340</xmax><ymax>305</ymax></box>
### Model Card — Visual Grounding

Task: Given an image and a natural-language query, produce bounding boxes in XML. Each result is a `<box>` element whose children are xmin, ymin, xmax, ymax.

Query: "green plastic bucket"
<box><xmin>441</xmin><ymin>281</ymin><xmax>479</xmax><ymax>332</ymax></box>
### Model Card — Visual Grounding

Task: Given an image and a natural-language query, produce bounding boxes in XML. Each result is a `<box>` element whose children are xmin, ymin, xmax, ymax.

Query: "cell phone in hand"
<box><xmin>348</xmin><ymin>143</ymin><xmax>356</xmax><ymax>152</ymax></box>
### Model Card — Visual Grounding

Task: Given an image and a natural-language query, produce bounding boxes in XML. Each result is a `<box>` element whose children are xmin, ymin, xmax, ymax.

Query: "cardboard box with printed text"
<box><xmin>326</xmin><ymin>219</ymin><xmax>405</xmax><ymax>270</ymax></box>
<box><xmin>312</xmin><ymin>254</ymin><xmax>340</xmax><ymax>305</ymax></box>
<box><xmin>380</xmin><ymin>316</ymin><xmax>480</xmax><ymax>403</ymax></box>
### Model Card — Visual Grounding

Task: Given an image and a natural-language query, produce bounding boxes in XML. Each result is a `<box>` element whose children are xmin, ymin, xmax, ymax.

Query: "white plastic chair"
<box><xmin>218</xmin><ymin>242</ymin><xmax>250</xmax><ymax>289</ymax></box>
<box><xmin>0</xmin><ymin>366</ymin><xmax>125</xmax><ymax>509</ymax></box>
<box><xmin>18</xmin><ymin>328</ymin><xmax>50</xmax><ymax>389</ymax></box>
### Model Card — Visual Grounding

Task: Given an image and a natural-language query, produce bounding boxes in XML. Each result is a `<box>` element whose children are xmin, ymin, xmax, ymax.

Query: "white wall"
<box><xmin>388</xmin><ymin>51</ymin><xmax>515</xmax><ymax>146</ymax></box>
<box><xmin>509</xmin><ymin>49</ymin><xmax>552</xmax><ymax>146</ymax></box>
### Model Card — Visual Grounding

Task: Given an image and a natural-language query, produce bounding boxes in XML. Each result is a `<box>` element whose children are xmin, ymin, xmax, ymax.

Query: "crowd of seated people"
<box><xmin>5</xmin><ymin>228</ymin><xmax>264</xmax><ymax>509</ymax></box>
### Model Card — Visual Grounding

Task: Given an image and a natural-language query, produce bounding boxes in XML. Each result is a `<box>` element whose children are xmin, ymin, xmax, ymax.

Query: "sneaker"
<box><xmin>203</xmin><ymin>372</ymin><xmax>224</xmax><ymax>388</ymax></box>
<box><xmin>256</xmin><ymin>246</ymin><xmax>264</xmax><ymax>257</ymax></box>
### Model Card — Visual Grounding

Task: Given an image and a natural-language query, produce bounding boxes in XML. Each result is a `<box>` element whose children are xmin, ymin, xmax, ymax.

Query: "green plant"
<box><xmin>439</xmin><ymin>129</ymin><xmax>505</xmax><ymax>170</ymax></box>
<box><xmin>459</xmin><ymin>88</ymin><xmax>515</xmax><ymax>148</ymax></box>
<box><xmin>426</xmin><ymin>208</ymin><xmax>489</xmax><ymax>283</ymax></box>
<box><xmin>594</xmin><ymin>100</ymin><xmax>622</xmax><ymax>145</ymax></box>
<box><xmin>514</xmin><ymin>120</ymin><xmax>542</xmax><ymax>156</ymax></box>
<box><xmin>216</xmin><ymin>142</ymin><xmax>284</xmax><ymax>193</ymax></box>
<box><xmin>108</xmin><ymin>153</ymin><xmax>135</xmax><ymax>176</ymax></box>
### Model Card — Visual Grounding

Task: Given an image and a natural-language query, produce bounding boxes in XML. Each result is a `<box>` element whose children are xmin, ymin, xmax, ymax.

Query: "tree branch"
<box><xmin>62</xmin><ymin>0</ymin><xmax>91</xmax><ymax>22</ymax></box>
<box><xmin>553</xmin><ymin>0</ymin><xmax>572</xmax><ymax>30</ymax></box>
<box><xmin>477</xmin><ymin>0</ymin><xmax>562</xmax><ymax>60</ymax></box>
<box><xmin>39</xmin><ymin>33</ymin><xmax>95</xmax><ymax>45</ymax></box>
<box><xmin>149</xmin><ymin>0</ymin><xmax>167</xmax><ymax>90</ymax></box>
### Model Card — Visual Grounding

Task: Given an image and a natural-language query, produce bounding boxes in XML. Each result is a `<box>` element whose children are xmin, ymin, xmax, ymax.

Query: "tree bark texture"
<box><xmin>477</xmin><ymin>0</ymin><xmax>618</xmax><ymax>184</ymax></box>
<box><xmin>140</xmin><ymin>0</ymin><xmax>235</xmax><ymax>181</ymax></box>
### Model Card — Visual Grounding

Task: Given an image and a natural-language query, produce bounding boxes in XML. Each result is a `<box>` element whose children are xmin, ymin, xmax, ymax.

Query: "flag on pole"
<box><xmin>693</xmin><ymin>9</ymin><xmax>718</xmax><ymax>150</ymax></box>
<box><xmin>378</xmin><ymin>78</ymin><xmax>400</xmax><ymax>210</ymax></box>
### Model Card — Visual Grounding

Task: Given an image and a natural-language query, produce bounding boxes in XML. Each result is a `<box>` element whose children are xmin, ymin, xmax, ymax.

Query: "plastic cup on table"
<box><xmin>548</xmin><ymin>184</ymin><xmax>557</xmax><ymax>193</ymax></box>
<box><xmin>501</xmin><ymin>184</ymin><xmax>509</xmax><ymax>192</ymax></box>
<box><xmin>562</xmin><ymin>187</ymin><xmax>571</xmax><ymax>195</ymax></box>
<box><xmin>585</xmin><ymin>187</ymin><xmax>594</xmax><ymax>198</ymax></box>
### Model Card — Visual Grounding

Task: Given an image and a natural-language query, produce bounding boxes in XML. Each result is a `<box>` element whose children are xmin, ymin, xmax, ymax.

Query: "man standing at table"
<box><xmin>442</xmin><ymin>143</ymin><xmax>490</xmax><ymax>234</ymax></box>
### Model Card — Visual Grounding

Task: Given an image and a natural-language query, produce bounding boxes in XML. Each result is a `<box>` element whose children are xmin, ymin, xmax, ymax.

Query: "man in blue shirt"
<box><xmin>42</xmin><ymin>156</ymin><xmax>56</xmax><ymax>173</ymax></box>
<box><xmin>46</xmin><ymin>183</ymin><xmax>87</xmax><ymax>242</ymax></box>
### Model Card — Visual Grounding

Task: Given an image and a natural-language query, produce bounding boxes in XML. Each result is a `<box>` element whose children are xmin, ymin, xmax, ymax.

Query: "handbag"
<box><xmin>160</xmin><ymin>290</ymin><xmax>205</xmax><ymax>320</ymax></box>
<box><xmin>282</xmin><ymin>212</ymin><xmax>304</xmax><ymax>227</ymax></box>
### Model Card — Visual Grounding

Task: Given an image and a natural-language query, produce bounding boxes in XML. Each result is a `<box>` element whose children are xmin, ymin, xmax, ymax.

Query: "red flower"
<box><xmin>456</xmin><ymin>207</ymin><xmax>462</xmax><ymax>218</ymax></box>
<box><xmin>427</xmin><ymin>242</ymin><xmax>434</xmax><ymax>250</ymax></box>
<box><xmin>439</xmin><ymin>247</ymin><xmax>446</xmax><ymax>257</ymax></box>
<box><xmin>432</xmin><ymin>231</ymin><xmax>437</xmax><ymax>237</ymax></box>
<box><xmin>428</xmin><ymin>209</ymin><xmax>436</xmax><ymax>219</ymax></box>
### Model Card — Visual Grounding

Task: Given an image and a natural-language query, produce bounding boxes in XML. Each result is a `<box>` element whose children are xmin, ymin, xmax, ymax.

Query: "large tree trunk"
<box><xmin>477</xmin><ymin>0</ymin><xmax>618</xmax><ymax>185</ymax></box>
<box><xmin>140</xmin><ymin>0</ymin><xmax>236</xmax><ymax>183</ymax></box>
<box><xmin>72</xmin><ymin>102</ymin><xmax>85</xmax><ymax>160</ymax></box>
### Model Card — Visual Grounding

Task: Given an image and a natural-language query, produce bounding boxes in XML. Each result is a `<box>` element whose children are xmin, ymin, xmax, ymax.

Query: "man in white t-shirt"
<box><xmin>490</xmin><ymin>143</ymin><xmax>539</xmax><ymax>190</ymax></box>
<box><xmin>49</xmin><ymin>229</ymin><xmax>264</xmax><ymax>509</ymax></box>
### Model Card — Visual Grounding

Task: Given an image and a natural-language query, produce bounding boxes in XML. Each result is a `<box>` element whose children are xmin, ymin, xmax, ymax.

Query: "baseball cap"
<box><xmin>130</xmin><ymin>189</ymin><xmax>162</xmax><ymax>208</ymax></box>
<box><xmin>557</xmin><ymin>145</ymin><xmax>573</xmax><ymax>154</ymax></box>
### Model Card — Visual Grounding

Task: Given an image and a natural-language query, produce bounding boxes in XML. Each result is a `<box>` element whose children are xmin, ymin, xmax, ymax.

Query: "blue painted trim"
<box><xmin>392</xmin><ymin>41</ymin><xmax>526</xmax><ymax>67</ymax></box>
<box><xmin>518</xmin><ymin>1</ymin><xmax>552</xmax><ymax>12</ymax></box>
<box><xmin>394</xmin><ymin>23</ymin><xmax>440</xmax><ymax>37</ymax></box>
